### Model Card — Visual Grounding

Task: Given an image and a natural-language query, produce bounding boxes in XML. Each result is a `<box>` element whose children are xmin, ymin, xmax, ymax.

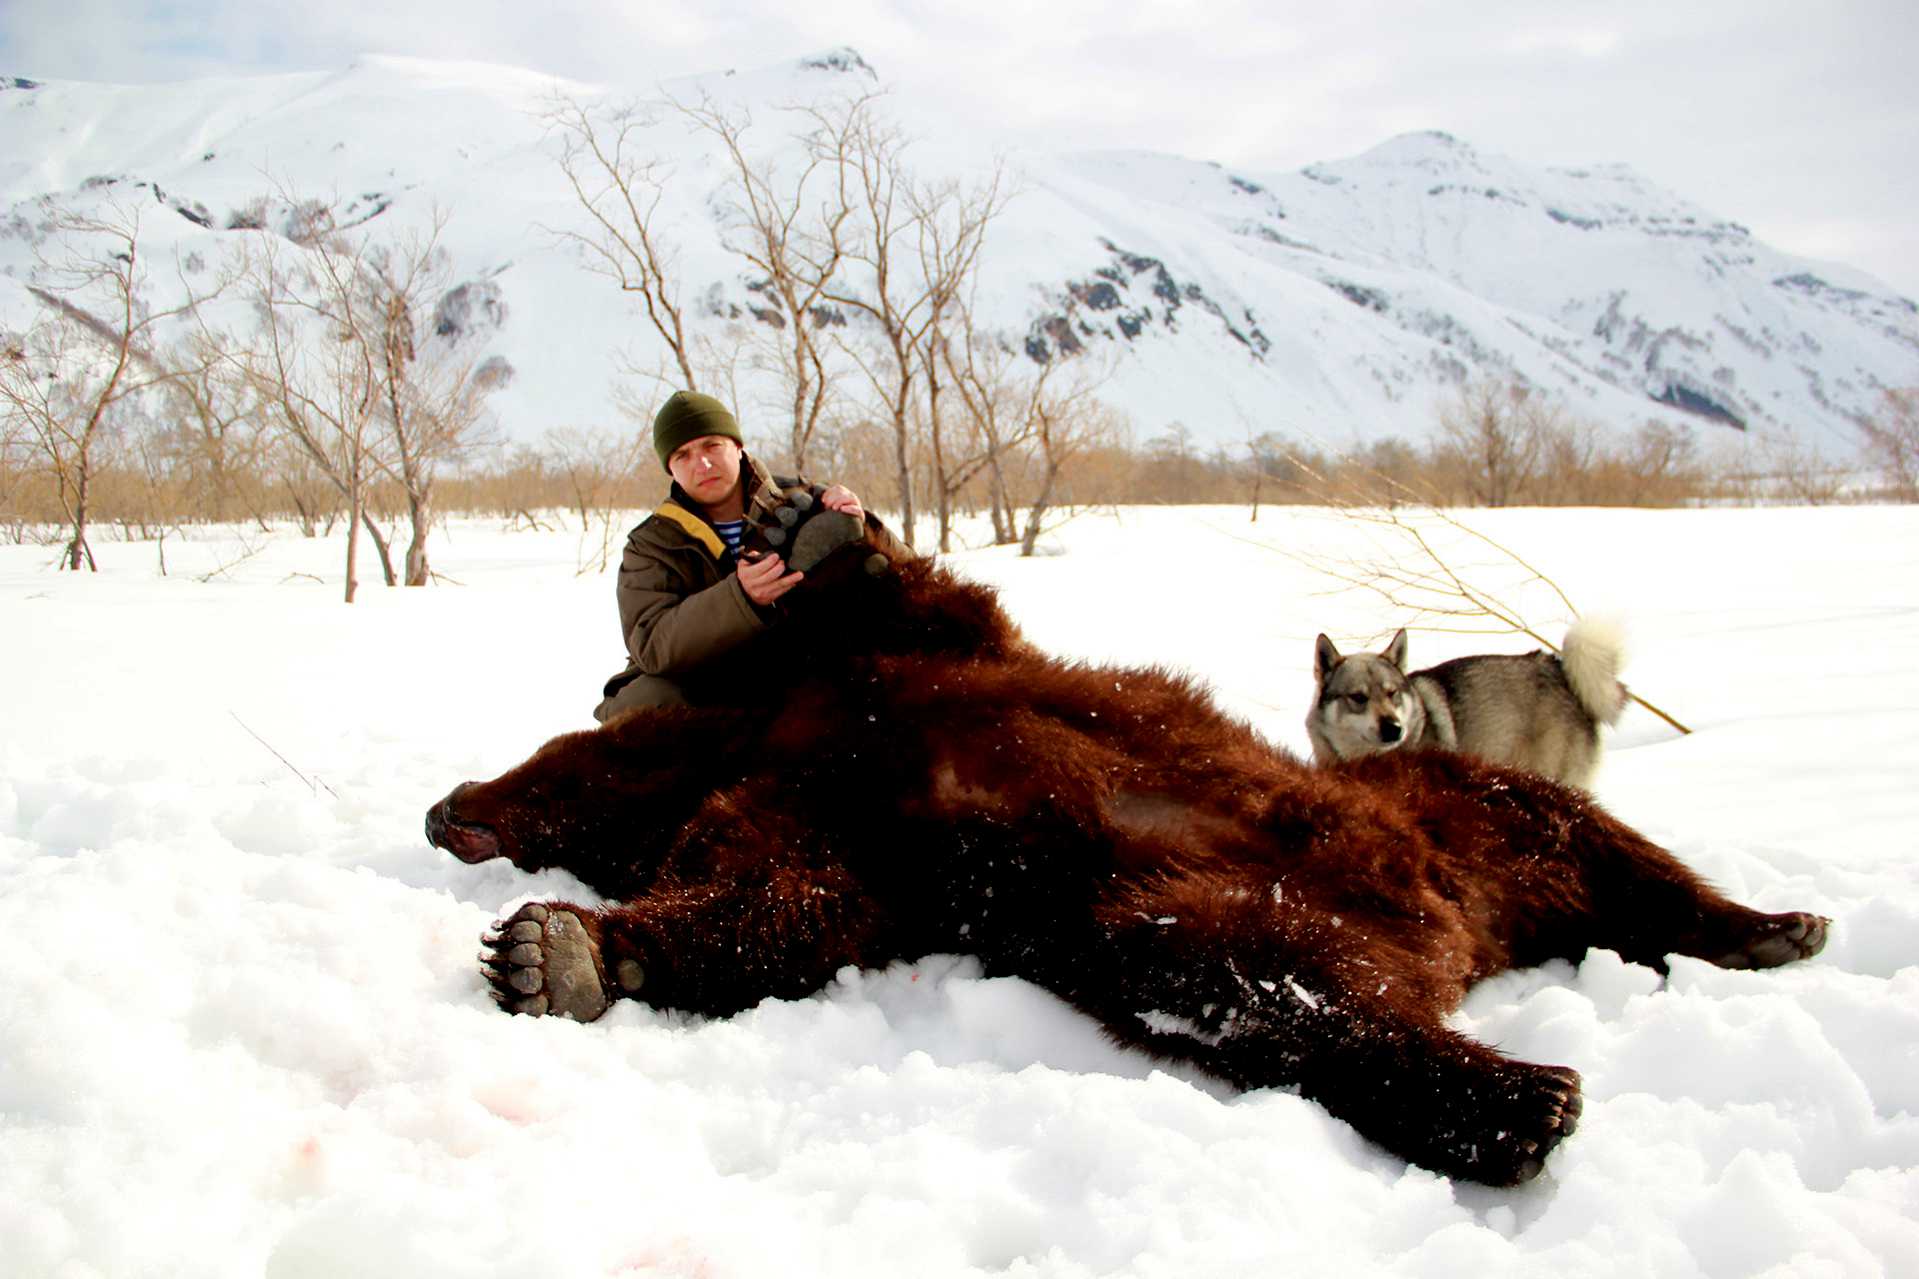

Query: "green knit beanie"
<box><xmin>652</xmin><ymin>390</ymin><xmax>743</xmax><ymax>472</ymax></box>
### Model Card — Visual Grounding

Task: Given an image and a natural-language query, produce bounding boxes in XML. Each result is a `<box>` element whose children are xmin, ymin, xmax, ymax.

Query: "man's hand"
<box><xmin>819</xmin><ymin>485</ymin><xmax>864</xmax><ymax>523</ymax></box>
<box><xmin>737</xmin><ymin>551</ymin><xmax>803</xmax><ymax>605</ymax></box>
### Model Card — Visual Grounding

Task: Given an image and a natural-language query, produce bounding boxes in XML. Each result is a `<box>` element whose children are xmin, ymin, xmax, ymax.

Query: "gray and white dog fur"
<box><xmin>1306</xmin><ymin>620</ymin><xmax>1628</xmax><ymax>790</ymax></box>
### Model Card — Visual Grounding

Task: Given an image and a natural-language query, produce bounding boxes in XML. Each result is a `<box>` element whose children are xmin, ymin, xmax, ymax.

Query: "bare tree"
<box><xmin>238</xmin><ymin>220</ymin><xmax>386</xmax><ymax>601</ymax></box>
<box><xmin>1741</xmin><ymin>429</ymin><xmax>1847</xmax><ymax>506</ymax></box>
<box><xmin>0</xmin><ymin>205</ymin><xmax>215</xmax><ymax>569</ymax></box>
<box><xmin>273</xmin><ymin>434</ymin><xmax>344</xmax><ymax>538</ymax></box>
<box><xmin>940</xmin><ymin>316</ymin><xmax>1033</xmax><ymax>547</ymax></box>
<box><xmin>677</xmin><ymin>91</ymin><xmax>858</xmax><ymax>470</ymax></box>
<box><xmin>917</xmin><ymin>323</ymin><xmax>1027</xmax><ymax>553</ymax></box>
<box><xmin>542</xmin><ymin>424</ymin><xmax>656</xmax><ymax>573</ymax></box>
<box><xmin>1860</xmin><ymin>387</ymin><xmax>1919</xmax><ymax>501</ymax></box>
<box><xmin>1144</xmin><ymin>424</ymin><xmax>1216</xmax><ymax>499</ymax></box>
<box><xmin>233</xmin><ymin>197</ymin><xmax>500</xmax><ymax>595</ymax></box>
<box><xmin>544</xmin><ymin>94</ymin><xmax>701</xmax><ymax>394</ymax></box>
<box><xmin>1015</xmin><ymin>354</ymin><xmax>1116</xmax><ymax>557</ymax></box>
<box><xmin>922</xmin><ymin>326</ymin><xmax>1005</xmax><ymax>552</ymax></box>
<box><xmin>1528</xmin><ymin>414</ymin><xmax>1600</xmax><ymax>506</ymax></box>
<box><xmin>156</xmin><ymin>327</ymin><xmax>270</xmax><ymax>525</ymax></box>
<box><xmin>820</xmin><ymin>99</ymin><xmax>1009</xmax><ymax>547</ymax></box>
<box><xmin>115</xmin><ymin>401</ymin><xmax>185</xmax><ymax>544</ymax></box>
<box><xmin>1616</xmin><ymin>419</ymin><xmax>1700</xmax><ymax>506</ymax></box>
<box><xmin>1433</xmin><ymin>377</ymin><xmax>1551</xmax><ymax>507</ymax></box>
<box><xmin>1243</xmin><ymin>428</ymin><xmax>1294</xmax><ymax>522</ymax></box>
<box><xmin>0</xmin><ymin>393</ymin><xmax>30</xmax><ymax>540</ymax></box>
<box><xmin>1</xmin><ymin>316</ymin><xmax>101</xmax><ymax>564</ymax></box>
<box><xmin>900</xmin><ymin>156</ymin><xmax>1008</xmax><ymax>546</ymax></box>
<box><xmin>360</xmin><ymin>212</ymin><xmax>503</xmax><ymax>584</ymax></box>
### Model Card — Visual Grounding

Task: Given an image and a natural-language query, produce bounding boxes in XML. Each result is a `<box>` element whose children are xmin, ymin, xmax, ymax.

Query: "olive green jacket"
<box><xmin>600</xmin><ymin>455</ymin><xmax>802</xmax><ymax>703</ymax></box>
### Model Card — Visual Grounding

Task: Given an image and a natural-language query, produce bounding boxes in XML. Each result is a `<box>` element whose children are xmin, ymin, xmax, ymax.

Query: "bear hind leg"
<box><xmin>1572</xmin><ymin>841</ymin><xmax>1831</xmax><ymax>974</ymax></box>
<box><xmin>1388</xmin><ymin>752</ymin><xmax>1832</xmax><ymax>975</ymax></box>
<box><xmin>1688</xmin><ymin>908</ymin><xmax>1828</xmax><ymax>971</ymax></box>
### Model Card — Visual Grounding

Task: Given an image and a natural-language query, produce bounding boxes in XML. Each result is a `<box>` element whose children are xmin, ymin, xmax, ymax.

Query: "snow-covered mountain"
<box><xmin>3</xmin><ymin>51</ymin><xmax>1914</xmax><ymax>456</ymax></box>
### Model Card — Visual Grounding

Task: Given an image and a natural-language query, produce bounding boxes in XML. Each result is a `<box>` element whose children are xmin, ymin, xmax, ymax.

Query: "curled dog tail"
<box><xmin>1560</xmin><ymin>617</ymin><xmax>1629</xmax><ymax>726</ymax></box>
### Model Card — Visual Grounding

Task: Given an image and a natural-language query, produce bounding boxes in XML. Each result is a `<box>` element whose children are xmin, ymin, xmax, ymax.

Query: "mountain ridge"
<box><xmin>2</xmin><ymin>49</ymin><xmax>1912</xmax><ymax>457</ymax></box>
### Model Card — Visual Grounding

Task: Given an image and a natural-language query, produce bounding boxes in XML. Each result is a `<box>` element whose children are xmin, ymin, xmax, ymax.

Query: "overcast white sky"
<box><xmin>5</xmin><ymin>0</ymin><xmax>1916</xmax><ymax>299</ymax></box>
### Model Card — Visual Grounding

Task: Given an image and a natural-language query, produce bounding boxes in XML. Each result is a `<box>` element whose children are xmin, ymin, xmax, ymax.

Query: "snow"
<box><xmin>2</xmin><ymin>503</ymin><xmax>1914</xmax><ymax>1277</ymax></box>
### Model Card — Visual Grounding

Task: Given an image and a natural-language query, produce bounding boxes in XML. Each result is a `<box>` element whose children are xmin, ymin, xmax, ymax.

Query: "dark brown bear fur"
<box><xmin>426</xmin><ymin>547</ymin><xmax>1828</xmax><ymax>1187</ymax></box>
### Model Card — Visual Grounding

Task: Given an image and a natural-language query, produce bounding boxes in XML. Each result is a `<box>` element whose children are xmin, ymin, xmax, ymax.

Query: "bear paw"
<box><xmin>1428</xmin><ymin>1061</ymin><xmax>1583</xmax><ymax>1186</ymax></box>
<box><xmin>748</xmin><ymin>488</ymin><xmax>869</xmax><ymax>573</ymax></box>
<box><xmin>480</xmin><ymin>903</ymin><xmax>612</xmax><ymax>1022</ymax></box>
<box><xmin>1713</xmin><ymin>911</ymin><xmax>1829</xmax><ymax>970</ymax></box>
<box><xmin>1491</xmin><ymin>1063</ymin><xmax>1583</xmax><ymax>1185</ymax></box>
<box><xmin>786</xmin><ymin>509</ymin><xmax>865</xmax><ymax>573</ymax></box>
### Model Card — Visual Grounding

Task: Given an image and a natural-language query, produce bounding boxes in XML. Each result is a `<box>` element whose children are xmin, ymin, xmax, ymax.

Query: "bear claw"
<box><xmin>1443</xmin><ymin>1062</ymin><xmax>1582</xmax><ymax>1186</ymax></box>
<box><xmin>1715</xmin><ymin>912</ymin><xmax>1830</xmax><ymax>970</ymax></box>
<box><xmin>481</xmin><ymin>904</ymin><xmax>609</xmax><ymax>1022</ymax></box>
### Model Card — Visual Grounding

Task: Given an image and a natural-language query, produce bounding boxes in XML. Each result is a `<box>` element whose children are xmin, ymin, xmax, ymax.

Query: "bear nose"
<box><xmin>424</xmin><ymin>781</ymin><xmax>476</xmax><ymax>849</ymax></box>
<box><xmin>1379</xmin><ymin>719</ymin><xmax>1402</xmax><ymax>744</ymax></box>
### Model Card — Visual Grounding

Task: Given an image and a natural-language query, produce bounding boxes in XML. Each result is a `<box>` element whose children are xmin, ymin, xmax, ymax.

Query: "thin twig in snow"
<box><xmin>1215</xmin><ymin>453</ymin><xmax>1692</xmax><ymax>735</ymax></box>
<box><xmin>230</xmin><ymin>712</ymin><xmax>338</xmax><ymax>798</ymax></box>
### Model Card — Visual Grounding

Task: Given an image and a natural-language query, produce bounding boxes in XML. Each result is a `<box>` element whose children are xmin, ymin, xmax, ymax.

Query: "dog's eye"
<box><xmin>1346</xmin><ymin>693</ymin><xmax>1369</xmax><ymax>708</ymax></box>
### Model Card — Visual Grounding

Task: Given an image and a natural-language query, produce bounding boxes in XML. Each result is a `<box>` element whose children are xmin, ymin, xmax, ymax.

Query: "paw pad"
<box><xmin>745</xmin><ymin>487</ymin><xmax>868</xmax><ymax>572</ymax></box>
<box><xmin>481</xmin><ymin>904</ymin><xmax>610</xmax><ymax>1022</ymax></box>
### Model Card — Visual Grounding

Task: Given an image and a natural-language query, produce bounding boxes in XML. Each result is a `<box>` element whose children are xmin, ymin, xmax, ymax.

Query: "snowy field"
<box><xmin>1</xmin><ymin>503</ymin><xmax>1915</xmax><ymax>1278</ymax></box>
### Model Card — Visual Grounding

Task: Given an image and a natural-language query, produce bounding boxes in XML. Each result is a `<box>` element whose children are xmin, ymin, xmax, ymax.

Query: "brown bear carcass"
<box><xmin>425</xmin><ymin>532</ymin><xmax>1827</xmax><ymax>1187</ymax></box>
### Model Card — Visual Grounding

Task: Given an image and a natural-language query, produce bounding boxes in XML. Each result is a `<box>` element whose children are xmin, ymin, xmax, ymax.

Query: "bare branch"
<box><xmin>1231</xmin><ymin>450</ymin><xmax>1693</xmax><ymax>735</ymax></box>
<box><xmin>541</xmin><ymin>93</ymin><xmax>700</xmax><ymax>392</ymax></box>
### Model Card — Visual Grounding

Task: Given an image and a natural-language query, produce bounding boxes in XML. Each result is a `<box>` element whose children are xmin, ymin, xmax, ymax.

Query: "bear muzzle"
<box><xmin>425</xmin><ymin>782</ymin><xmax>502</xmax><ymax>864</ymax></box>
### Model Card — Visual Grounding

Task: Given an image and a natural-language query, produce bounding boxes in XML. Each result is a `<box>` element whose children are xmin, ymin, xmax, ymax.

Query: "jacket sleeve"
<box><xmin>616</xmin><ymin>536</ymin><xmax>767</xmax><ymax>678</ymax></box>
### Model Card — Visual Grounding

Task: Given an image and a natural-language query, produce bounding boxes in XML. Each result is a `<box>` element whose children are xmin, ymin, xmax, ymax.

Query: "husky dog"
<box><xmin>1307</xmin><ymin>620</ymin><xmax>1628</xmax><ymax>789</ymax></box>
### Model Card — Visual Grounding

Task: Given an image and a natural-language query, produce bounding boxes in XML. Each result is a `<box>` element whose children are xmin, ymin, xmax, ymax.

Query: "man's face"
<box><xmin>667</xmin><ymin>434</ymin><xmax>744</xmax><ymax>511</ymax></box>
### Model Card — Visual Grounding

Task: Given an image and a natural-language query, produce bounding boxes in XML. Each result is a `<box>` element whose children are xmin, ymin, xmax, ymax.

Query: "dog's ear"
<box><xmin>1314</xmin><ymin>634</ymin><xmax>1341</xmax><ymax>683</ymax></box>
<box><xmin>1385</xmin><ymin>629</ymin><xmax>1409</xmax><ymax>671</ymax></box>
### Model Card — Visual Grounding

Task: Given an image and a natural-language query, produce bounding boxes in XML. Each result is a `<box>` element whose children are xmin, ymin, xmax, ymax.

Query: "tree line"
<box><xmin>1</xmin><ymin>199</ymin><xmax>499</xmax><ymax>597</ymax></box>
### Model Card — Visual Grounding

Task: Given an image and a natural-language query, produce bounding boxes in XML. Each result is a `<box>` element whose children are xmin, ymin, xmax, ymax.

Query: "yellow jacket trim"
<box><xmin>651</xmin><ymin>501</ymin><xmax>727</xmax><ymax>561</ymax></box>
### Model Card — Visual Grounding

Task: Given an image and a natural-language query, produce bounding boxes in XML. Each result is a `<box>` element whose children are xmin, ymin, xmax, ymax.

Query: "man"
<box><xmin>592</xmin><ymin>390</ymin><xmax>871</xmax><ymax>723</ymax></box>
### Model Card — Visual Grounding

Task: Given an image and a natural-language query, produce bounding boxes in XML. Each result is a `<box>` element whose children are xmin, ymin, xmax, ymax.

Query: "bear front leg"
<box><xmin>480</xmin><ymin>861</ymin><xmax>886</xmax><ymax>1022</ymax></box>
<box><xmin>586</xmin><ymin>861</ymin><xmax>887</xmax><ymax>1018</ymax></box>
